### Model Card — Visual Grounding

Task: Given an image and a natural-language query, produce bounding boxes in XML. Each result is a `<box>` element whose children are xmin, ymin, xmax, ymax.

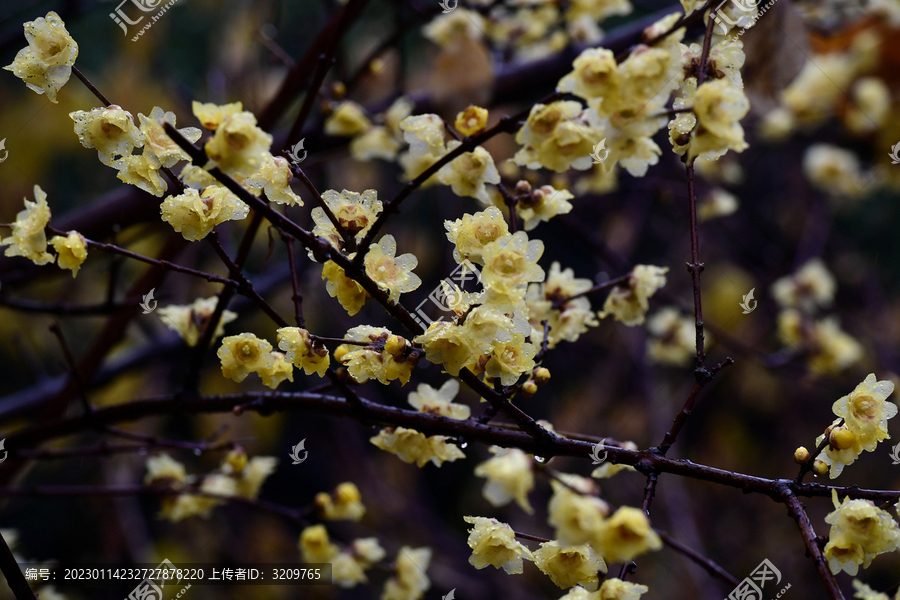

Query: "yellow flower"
<box><xmin>258</xmin><ymin>352</ymin><xmax>294</xmax><ymax>389</ymax></box>
<box><xmin>407</xmin><ymin>379</ymin><xmax>470</xmax><ymax>419</ymax></box>
<box><xmin>803</xmin><ymin>144</ymin><xmax>867</xmax><ymax>198</ymax></box>
<box><xmin>437</xmin><ymin>141</ymin><xmax>500</xmax><ymax>205</ymax></box>
<box><xmin>339</xmin><ymin>326</ymin><xmax>419</xmax><ymax>385</ymax></box>
<box><xmin>414</xmin><ymin>321</ymin><xmax>480</xmax><ymax>377</ymax></box>
<box><xmin>138</xmin><ymin>106</ymin><xmax>202</xmax><ymax>169</ymax></box>
<box><xmin>851</xmin><ymin>580</ymin><xmax>892</xmax><ymax>600</ymax></box>
<box><xmin>1</xmin><ymin>184</ymin><xmax>53</xmax><ymax>265</ymax></box>
<box><xmin>778</xmin><ymin>310</ymin><xmax>863</xmax><ymax>375</ymax></box>
<box><xmin>781</xmin><ymin>54</ymin><xmax>855</xmax><ymax>126</ymax></box>
<box><xmin>688</xmin><ymin>79</ymin><xmax>750</xmax><ymax>161</ymax></box>
<box><xmin>566</xmin><ymin>0</ymin><xmax>632</xmax><ymax>22</ymax></box>
<box><xmin>558</xmin><ymin>48</ymin><xmax>620</xmax><ymax>117</ymax></box>
<box><xmin>462</xmin><ymin>516</ymin><xmax>533</xmax><ymax>574</ymax></box>
<box><xmin>322</xmin><ymin>260</ymin><xmax>370</xmax><ymax>316</ymax></box>
<box><xmin>598</xmin><ymin>578</ymin><xmax>649</xmax><ymax>600</ymax></box>
<box><xmin>70</xmin><ymin>105</ymin><xmax>143</xmax><ymax>166</ymax></box>
<box><xmin>516</xmin><ymin>185</ymin><xmax>574</xmax><ymax>231</ymax></box>
<box><xmin>364</xmin><ymin>235</ymin><xmax>422</xmax><ymax>304</ymax></box>
<box><xmin>314</xmin><ymin>482</ymin><xmax>366</xmax><ymax>521</ymax></box>
<box><xmin>527</xmin><ymin>262</ymin><xmax>599</xmax><ymax>348</ymax></box>
<box><xmin>217</xmin><ymin>333</ymin><xmax>275</xmax><ymax>383</ymax></box>
<box><xmin>49</xmin><ymin>231</ymin><xmax>87</xmax><ymax>277</ymax></box>
<box><xmin>486</xmin><ymin>334</ymin><xmax>537</xmax><ymax>386</ymax></box>
<box><xmin>299</xmin><ymin>525</ymin><xmax>339</xmax><ymax>563</ymax></box>
<box><xmin>381</xmin><ymin>547</ymin><xmax>431</xmax><ymax>600</ymax></box>
<box><xmin>455</xmin><ymin>106</ymin><xmax>489</xmax><ymax>136</ymax></box>
<box><xmin>599</xmin><ymin>265</ymin><xmax>668</xmax><ymax>326</ymax></box>
<box><xmin>353</xmin><ymin>538</ymin><xmax>387</xmax><ymax>565</ymax></box>
<box><xmin>513</xmin><ymin>101</ymin><xmax>604</xmax><ymax>173</ymax></box>
<box><xmin>444</xmin><ymin>206</ymin><xmax>510</xmax><ymax>265</ymax></box>
<box><xmin>646</xmin><ymin>307</ymin><xmax>698</xmax><ymax>367</ymax></box>
<box><xmin>325</xmin><ymin>101</ymin><xmax>372</xmax><ymax>137</ymax></box>
<box><xmin>204</xmin><ymin>111</ymin><xmax>273</xmax><ymax>184</ymax></box>
<box><xmin>332</xmin><ymin>552</ymin><xmax>368</xmax><ymax>588</ymax></box>
<box><xmin>113</xmin><ymin>155</ymin><xmax>167</xmax><ymax>197</ymax></box>
<box><xmin>474</xmin><ymin>447</ymin><xmax>534</xmax><ymax>512</ymax></box>
<box><xmin>845</xmin><ymin>77</ymin><xmax>891</xmax><ymax>134</ymax></box>
<box><xmin>423</xmin><ymin>10</ymin><xmax>486</xmax><ymax>46</ymax></box>
<box><xmin>370</xmin><ymin>427</ymin><xmax>465</xmax><ymax>467</ymax></box>
<box><xmin>157</xmin><ymin>296</ymin><xmax>237</xmax><ymax>347</ymax></box>
<box><xmin>233</xmin><ymin>456</ymin><xmax>277</xmax><ymax>498</ymax></box>
<box><xmin>276</xmin><ymin>327</ymin><xmax>330</xmax><ymax>377</ymax></box>
<box><xmin>482</xmin><ymin>230</ymin><xmax>545</xmax><ymax>304</ymax></box>
<box><xmin>180</xmin><ymin>164</ymin><xmax>219</xmax><ymax>189</ymax></box>
<box><xmin>144</xmin><ymin>453</ymin><xmax>187</xmax><ymax>486</ymax></box>
<box><xmin>771</xmin><ymin>259</ymin><xmax>836</xmax><ymax>312</ymax></box>
<box><xmin>824</xmin><ymin>489</ymin><xmax>900</xmax><ymax>576</ymax></box>
<box><xmin>697</xmin><ymin>188</ymin><xmax>739</xmax><ymax>222</ymax></box>
<box><xmin>593</xmin><ymin>506</ymin><xmax>662</xmax><ymax>563</ymax></box>
<box><xmin>192</xmin><ymin>100</ymin><xmax>243</xmax><ymax>130</ymax></box>
<box><xmin>312</xmin><ymin>189</ymin><xmax>382</xmax><ymax>253</ymax></box>
<box><xmin>615</xmin><ymin>45</ymin><xmax>680</xmax><ymax>116</ymax></box>
<box><xmin>4</xmin><ymin>12</ymin><xmax>78</xmax><ymax>103</ymax></box>
<box><xmin>533</xmin><ymin>541</ymin><xmax>606</xmax><ymax>590</ymax></box>
<box><xmin>385</xmin><ymin>97</ymin><xmax>415</xmax><ymax>136</ymax></box>
<box><xmin>834</xmin><ymin>374</ymin><xmax>896</xmax><ymax>451</ymax></box>
<box><xmin>350</xmin><ymin>127</ymin><xmax>401</xmax><ymax>161</ymax></box>
<box><xmin>245</xmin><ymin>155</ymin><xmax>303</xmax><ymax>206</ymax></box>
<box><xmin>400</xmin><ymin>114</ymin><xmax>447</xmax><ymax>158</ymax></box>
<box><xmin>548</xmin><ymin>476</ymin><xmax>609</xmax><ymax>546</ymax></box>
<box><xmin>160</xmin><ymin>185</ymin><xmax>250</xmax><ymax>241</ymax></box>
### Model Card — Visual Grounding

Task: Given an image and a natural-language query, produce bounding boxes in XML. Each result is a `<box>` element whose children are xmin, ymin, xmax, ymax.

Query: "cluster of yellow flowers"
<box><xmin>299</xmin><ymin>525</ymin><xmax>388</xmax><ymax>589</ymax></box>
<box><xmin>774</xmin><ymin>259</ymin><xmax>863</xmax><ymax>374</ymax></box>
<box><xmin>143</xmin><ymin>448</ymin><xmax>277</xmax><ymax>522</ymax></box>
<box><xmin>1</xmin><ymin>185</ymin><xmax>88</xmax><ymax>277</ymax></box>
<box><xmin>814</xmin><ymin>374</ymin><xmax>897</xmax><ymax>479</ymax></box>
<box><xmin>823</xmin><ymin>489</ymin><xmax>900</xmax><ymax>576</ymax></box>
<box><xmin>464</xmin><ymin>472</ymin><xmax>659</xmax><ymax>592</ymax></box>
<box><xmin>158</xmin><ymin>296</ymin><xmax>237</xmax><ymax>347</ymax></box>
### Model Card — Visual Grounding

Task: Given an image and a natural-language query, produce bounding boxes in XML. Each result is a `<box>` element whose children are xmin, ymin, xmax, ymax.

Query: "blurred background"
<box><xmin>1</xmin><ymin>0</ymin><xmax>900</xmax><ymax>598</ymax></box>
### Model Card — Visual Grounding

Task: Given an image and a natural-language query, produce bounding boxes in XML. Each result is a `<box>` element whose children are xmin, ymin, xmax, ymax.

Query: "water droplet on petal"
<box><xmin>534</xmin><ymin>455</ymin><xmax>546</xmax><ymax>463</ymax></box>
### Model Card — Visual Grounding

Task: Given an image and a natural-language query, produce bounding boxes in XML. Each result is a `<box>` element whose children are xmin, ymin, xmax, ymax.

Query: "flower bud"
<box><xmin>829</xmin><ymin>426</ymin><xmax>856</xmax><ymax>450</ymax></box>
<box><xmin>533</xmin><ymin>367</ymin><xmax>551</xmax><ymax>386</ymax></box>
<box><xmin>812</xmin><ymin>460</ymin><xmax>829</xmax><ymax>476</ymax></box>
<box><xmin>334</xmin><ymin>344</ymin><xmax>351</xmax><ymax>362</ymax></box>
<box><xmin>521</xmin><ymin>380</ymin><xmax>538</xmax><ymax>397</ymax></box>
<box><xmin>793</xmin><ymin>447</ymin><xmax>810</xmax><ymax>464</ymax></box>
<box><xmin>385</xmin><ymin>335</ymin><xmax>407</xmax><ymax>357</ymax></box>
<box><xmin>224</xmin><ymin>447</ymin><xmax>247</xmax><ymax>474</ymax></box>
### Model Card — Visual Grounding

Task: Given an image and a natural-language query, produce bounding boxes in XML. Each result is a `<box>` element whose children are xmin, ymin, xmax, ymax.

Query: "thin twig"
<box><xmin>71</xmin><ymin>66</ymin><xmax>111</xmax><ymax>106</ymax></box>
<box><xmin>780</xmin><ymin>487</ymin><xmax>845</xmax><ymax>600</ymax></box>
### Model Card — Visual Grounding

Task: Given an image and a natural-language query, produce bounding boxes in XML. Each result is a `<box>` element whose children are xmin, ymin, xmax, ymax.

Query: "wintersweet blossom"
<box><xmin>557</xmin><ymin>48</ymin><xmax>620</xmax><ymax>117</ymax></box>
<box><xmin>160</xmin><ymin>185</ymin><xmax>249</xmax><ymax>241</ymax></box>
<box><xmin>533</xmin><ymin>541</ymin><xmax>606</xmax><ymax>590</ymax></box>
<box><xmin>217</xmin><ymin>333</ymin><xmax>275</xmax><ymax>383</ymax></box>
<box><xmin>851</xmin><ymin>580</ymin><xmax>895</xmax><ymax>600</ymax></box>
<box><xmin>311</xmin><ymin>189</ymin><xmax>382</xmax><ymax>253</ymax></box>
<box><xmin>513</xmin><ymin>101</ymin><xmax>604</xmax><ymax>172</ymax></box>
<box><xmin>192</xmin><ymin>101</ymin><xmax>243</xmax><ymax>130</ymax></box>
<box><xmin>593</xmin><ymin>506</ymin><xmax>661</xmax><ymax>563</ymax></box>
<box><xmin>455</xmin><ymin>106</ymin><xmax>489</xmax><ymax>136</ymax></box>
<box><xmin>70</xmin><ymin>106</ymin><xmax>143</xmax><ymax>166</ymax></box>
<box><xmin>370</xmin><ymin>427</ymin><xmax>465</xmax><ymax>467</ymax></box>
<box><xmin>778</xmin><ymin>310</ymin><xmax>863</xmax><ymax>375</ymax></box>
<box><xmin>299</xmin><ymin>525</ymin><xmax>339</xmax><ymax>563</ymax></box>
<box><xmin>204</xmin><ymin>110</ymin><xmax>273</xmax><ymax>184</ymax></box>
<box><xmin>324</xmin><ymin>101</ymin><xmax>372</xmax><ymax>137</ymax></box>
<box><xmin>687</xmin><ymin>79</ymin><xmax>750</xmax><ymax>161</ymax></box>
<box><xmin>229</xmin><ymin>455</ymin><xmax>277</xmax><ymax>499</ymax></box>
<box><xmin>245</xmin><ymin>155</ymin><xmax>302</xmax><ymax>206</ymax></box>
<box><xmin>157</xmin><ymin>297</ymin><xmax>237</xmax><ymax>347</ymax></box>
<box><xmin>138</xmin><ymin>106</ymin><xmax>202</xmax><ymax>169</ymax></box>
<box><xmin>771</xmin><ymin>258</ymin><xmax>836</xmax><ymax>312</ymax></box>
<box><xmin>698</xmin><ymin>188</ymin><xmax>739</xmax><ymax>221</ymax></box>
<box><xmin>350</xmin><ymin>127</ymin><xmax>400</xmax><ymax>161</ymax></box>
<box><xmin>364</xmin><ymin>235</ymin><xmax>422</xmax><ymax>304</ymax></box>
<box><xmin>485</xmin><ymin>334</ymin><xmax>537</xmax><ymax>386</ymax></box>
<box><xmin>516</xmin><ymin>185</ymin><xmax>574</xmax><ymax>231</ymax></box>
<box><xmin>646</xmin><ymin>308</ymin><xmax>698</xmax><ymax>367</ymax></box>
<box><xmin>400</xmin><ymin>114</ymin><xmax>447</xmax><ymax>158</ymax></box>
<box><xmin>315</xmin><ymin>482</ymin><xmax>366</xmax><ymax>521</ymax></box>
<box><xmin>407</xmin><ymin>379</ymin><xmax>470</xmax><ymax>419</ymax></box>
<box><xmin>113</xmin><ymin>155</ymin><xmax>167</xmax><ymax>197</ymax></box>
<box><xmin>824</xmin><ymin>489</ymin><xmax>900</xmax><ymax>575</ymax></box>
<box><xmin>598</xmin><ymin>579</ymin><xmax>649</xmax><ymax>600</ymax></box>
<box><xmin>803</xmin><ymin>144</ymin><xmax>868</xmax><ymax>198</ymax></box>
<box><xmin>276</xmin><ymin>327</ymin><xmax>330</xmax><ymax>377</ymax></box>
<box><xmin>1</xmin><ymin>185</ymin><xmax>54</xmax><ymax>265</ymax></box>
<box><xmin>474</xmin><ymin>447</ymin><xmax>534</xmax><ymax>512</ymax></box>
<box><xmin>322</xmin><ymin>260</ymin><xmax>370</xmax><ymax>316</ymax></box>
<box><xmin>444</xmin><ymin>206</ymin><xmax>510</xmax><ymax>265</ymax></box>
<box><xmin>144</xmin><ymin>453</ymin><xmax>187</xmax><ymax>485</ymax></box>
<box><xmin>423</xmin><ymin>10</ymin><xmax>486</xmax><ymax>46</ymax></box>
<box><xmin>415</xmin><ymin>321</ymin><xmax>480</xmax><ymax>377</ymax></box>
<box><xmin>599</xmin><ymin>265</ymin><xmax>668</xmax><ymax>326</ymax></box>
<box><xmin>463</xmin><ymin>516</ymin><xmax>533</xmax><ymax>574</ymax></box>
<box><xmin>258</xmin><ymin>352</ymin><xmax>294</xmax><ymax>389</ymax></box>
<box><xmin>548</xmin><ymin>476</ymin><xmax>609</xmax><ymax>546</ymax></box>
<box><xmin>436</xmin><ymin>142</ymin><xmax>500</xmax><ymax>205</ymax></box>
<box><xmin>339</xmin><ymin>326</ymin><xmax>419</xmax><ymax>385</ymax></box>
<box><xmin>382</xmin><ymin>546</ymin><xmax>431</xmax><ymax>600</ymax></box>
<box><xmin>4</xmin><ymin>12</ymin><xmax>78</xmax><ymax>103</ymax></box>
<box><xmin>481</xmin><ymin>231</ymin><xmax>545</xmax><ymax>304</ymax></box>
<box><xmin>49</xmin><ymin>231</ymin><xmax>87</xmax><ymax>277</ymax></box>
<box><xmin>527</xmin><ymin>262</ymin><xmax>599</xmax><ymax>348</ymax></box>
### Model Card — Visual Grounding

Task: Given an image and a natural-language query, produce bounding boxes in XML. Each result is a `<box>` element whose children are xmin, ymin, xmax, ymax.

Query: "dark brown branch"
<box><xmin>780</xmin><ymin>487</ymin><xmax>845</xmax><ymax>600</ymax></box>
<box><xmin>0</xmin><ymin>529</ymin><xmax>37</xmax><ymax>600</ymax></box>
<box><xmin>657</xmin><ymin>529</ymin><xmax>740</xmax><ymax>589</ymax></box>
<box><xmin>71</xmin><ymin>66</ymin><xmax>111</xmax><ymax>107</ymax></box>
